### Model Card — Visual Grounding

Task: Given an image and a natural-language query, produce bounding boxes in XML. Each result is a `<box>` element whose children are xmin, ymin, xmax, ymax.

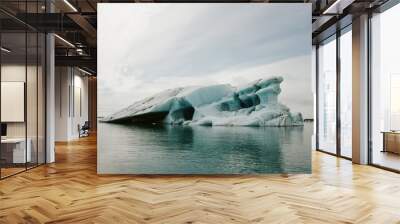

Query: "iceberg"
<box><xmin>101</xmin><ymin>76</ymin><xmax>304</xmax><ymax>127</ymax></box>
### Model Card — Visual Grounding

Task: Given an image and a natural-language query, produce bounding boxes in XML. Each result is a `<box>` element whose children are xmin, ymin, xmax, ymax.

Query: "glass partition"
<box><xmin>0</xmin><ymin>31</ymin><xmax>28</xmax><ymax>177</ymax></box>
<box><xmin>27</xmin><ymin>30</ymin><xmax>38</xmax><ymax>169</ymax></box>
<box><xmin>316</xmin><ymin>25</ymin><xmax>353</xmax><ymax>159</ymax></box>
<box><xmin>0</xmin><ymin>2</ymin><xmax>46</xmax><ymax>179</ymax></box>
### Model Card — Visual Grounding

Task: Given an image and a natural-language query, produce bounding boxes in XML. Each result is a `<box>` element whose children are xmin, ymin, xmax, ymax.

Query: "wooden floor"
<box><xmin>1</xmin><ymin>135</ymin><xmax>400</xmax><ymax>224</ymax></box>
<box><xmin>1</xmin><ymin>167</ymin><xmax>26</xmax><ymax>178</ymax></box>
<box><xmin>373</xmin><ymin>151</ymin><xmax>400</xmax><ymax>171</ymax></box>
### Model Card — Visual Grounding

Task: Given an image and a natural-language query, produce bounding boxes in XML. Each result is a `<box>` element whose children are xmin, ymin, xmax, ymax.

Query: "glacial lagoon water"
<box><xmin>98</xmin><ymin>122</ymin><xmax>312</xmax><ymax>174</ymax></box>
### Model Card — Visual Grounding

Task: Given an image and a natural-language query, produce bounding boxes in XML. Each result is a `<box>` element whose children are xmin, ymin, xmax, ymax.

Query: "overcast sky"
<box><xmin>98</xmin><ymin>3</ymin><xmax>312</xmax><ymax>118</ymax></box>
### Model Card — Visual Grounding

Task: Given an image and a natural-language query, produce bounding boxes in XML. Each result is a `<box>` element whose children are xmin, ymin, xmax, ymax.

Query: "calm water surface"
<box><xmin>98</xmin><ymin>122</ymin><xmax>312</xmax><ymax>174</ymax></box>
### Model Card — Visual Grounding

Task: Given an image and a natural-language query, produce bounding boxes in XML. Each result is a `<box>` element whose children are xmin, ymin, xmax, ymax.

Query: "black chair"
<box><xmin>79</xmin><ymin>121</ymin><xmax>90</xmax><ymax>138</ymax></box>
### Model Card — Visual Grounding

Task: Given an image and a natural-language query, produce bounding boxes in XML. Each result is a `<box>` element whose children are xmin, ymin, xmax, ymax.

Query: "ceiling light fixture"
<box><xmin>54</xmin><ymin>34</ymin><xmax>75</xmax><ymax>48</ymax></box>
<box><xmin>76</xmin><ymin>48</ymin><xmax>86</xmax><ymax>56</ymax></box>
<box><xmin>322</xmin><ymin>0</ymin><xmax>355</xmax><ymax>15</ymax></box>
<box><xmin>63</xmin><ymin>0</ymin><xmax>78</xmax><ymax>12</ymax></box>
<box><xmin>78</xmin><ymin>67</ymin><xmax>93</xmax><ymax>76</ymax></box>
<box><xmin>1</xmin><ymin>47</ymin><xmax>11</xmax><ymax>53</ymax></box>
<box><xmin>322</xmin><ymin>0</ymin><xmax>343</xmax><ymax>14</ymax></box>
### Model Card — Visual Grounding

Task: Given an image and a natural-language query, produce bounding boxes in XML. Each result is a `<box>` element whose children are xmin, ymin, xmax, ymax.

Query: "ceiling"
<box><xmin>0</xmin><ymin>0</ymin><xmax>391</xmax><ymax>75</ymax></box>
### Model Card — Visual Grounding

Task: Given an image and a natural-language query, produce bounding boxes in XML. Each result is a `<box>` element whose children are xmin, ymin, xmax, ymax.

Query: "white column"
<box><xmin>46</xmin><ymin>32</ymin><xmax>55</xmax><ymax>163</ymax></box>
<box><xmin>55</xmin><ymin>67</ymin><xmax>73</xmax><ymax>141</ymax></box>
<box><xmin>352</xmin><ymin>14</ymin><xmax>369</xmax><ymax>164</ymax></box>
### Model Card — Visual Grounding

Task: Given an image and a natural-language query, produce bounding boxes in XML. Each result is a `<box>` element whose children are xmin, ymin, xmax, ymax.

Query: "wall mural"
<box><xmin>98</xmin><ymin>3</ymin><xmax>312</xmax><ymax>174</ymax></box>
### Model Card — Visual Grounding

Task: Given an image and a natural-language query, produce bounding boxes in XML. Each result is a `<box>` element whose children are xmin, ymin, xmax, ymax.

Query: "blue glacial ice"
<box><xmin>101</xmin><ymin>76</ymin><xmax>304</xmax><ymax>127</ymax></box>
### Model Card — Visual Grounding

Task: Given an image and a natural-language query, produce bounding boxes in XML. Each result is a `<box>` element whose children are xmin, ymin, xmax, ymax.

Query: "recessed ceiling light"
<box><xmin>54</xmin><ymin>34</ymin><xmax>75</xmax><ymax>48</ymax></box>
<box><xmin>322</xmin><ymin>0</ymin><xmax>353</xmax><ymax>15</ymax></box>
<box><xmin>63</xmin><ymin>0</ymin><xmax>78</xmax><ymax>12</ymax></box>
<box><xmin>78</xmin><ymin>67</ymin><xmax>93</xmax><ymax>76</ymax></box>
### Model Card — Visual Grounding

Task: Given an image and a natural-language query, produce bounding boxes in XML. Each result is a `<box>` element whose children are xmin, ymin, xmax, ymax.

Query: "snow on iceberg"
<box><xmin>101</xmin><ymin>76</ymin><xmax>304</xmax><ymax>127</ymax></box>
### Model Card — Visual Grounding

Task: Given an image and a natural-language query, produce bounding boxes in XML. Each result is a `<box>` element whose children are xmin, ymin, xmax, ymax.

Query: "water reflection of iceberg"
<box><xmin>101</xmin><ymin>76</ymin><xmax>304</xmax><ymax>127</ymax></box>
<box><xmin>98</xmin><ymin>122</ymin><xmax>311</xmax><ymax>174</ymax></box>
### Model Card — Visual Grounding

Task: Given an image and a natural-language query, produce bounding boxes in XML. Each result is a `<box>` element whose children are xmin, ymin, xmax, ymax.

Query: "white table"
<box><xmin>1</xmin><ymin>138</ymin><xmax>32</xmax><ymax>163</ymax></box>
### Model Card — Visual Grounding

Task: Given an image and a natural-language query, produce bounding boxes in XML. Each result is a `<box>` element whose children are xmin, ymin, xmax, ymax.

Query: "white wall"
<box><xmin>71</xmin><ymin>73</ymin><xmax>89</xmax><ymax>138</ymax></box>
<box><xmin>1</xmin><ymin>63</ymin><xmax>47</xmax><ymax>164</ymax></box>
<box><xmin>55</xmin><ymin>67</ymin><xmax>89</xmax><ymax>141</ymax></box>
<box><xmin>55</xmin><ymin>66</ymin><xmax>68</xmax><ymax>141</ymax></box>
<box><xmin>1</xmin><ymin>82</ymin><xmax>25</xmax><ymax>122</ymax></box>
<box><xmin>312</xmin><ymin>45</ymin><xmax>316</xmax><ymax>150</ymax></box>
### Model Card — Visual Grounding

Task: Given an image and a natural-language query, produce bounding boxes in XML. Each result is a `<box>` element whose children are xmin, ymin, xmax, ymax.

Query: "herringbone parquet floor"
<box><xmin>1</xmin><ymin>135</ymin><xmax>400</xmax><ymax>224</ymax></box>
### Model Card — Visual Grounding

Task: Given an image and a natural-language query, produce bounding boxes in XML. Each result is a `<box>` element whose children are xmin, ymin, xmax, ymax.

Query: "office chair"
<box><xmin>79</xmin><ymin>121</ymin><xmax>90</xmax><ymax>138</ymax></box>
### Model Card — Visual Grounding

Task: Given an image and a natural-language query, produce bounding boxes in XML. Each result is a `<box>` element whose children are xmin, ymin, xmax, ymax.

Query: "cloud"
<box><xmin>98</xmin><ymin>3</ymin><xmax>312</xmax><ymax>117</ymax></box>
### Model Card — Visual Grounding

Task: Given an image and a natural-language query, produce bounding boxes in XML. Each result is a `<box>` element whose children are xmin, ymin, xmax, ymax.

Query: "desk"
<box><xmin>1</xmin><ymin>138</ymin><xmax>31</xmax><ymax>163</ymax></box>
<box><xmin>382</xmin><ymin>131</ymin><xmax>400</xmax><ymax>154</ymax></box>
